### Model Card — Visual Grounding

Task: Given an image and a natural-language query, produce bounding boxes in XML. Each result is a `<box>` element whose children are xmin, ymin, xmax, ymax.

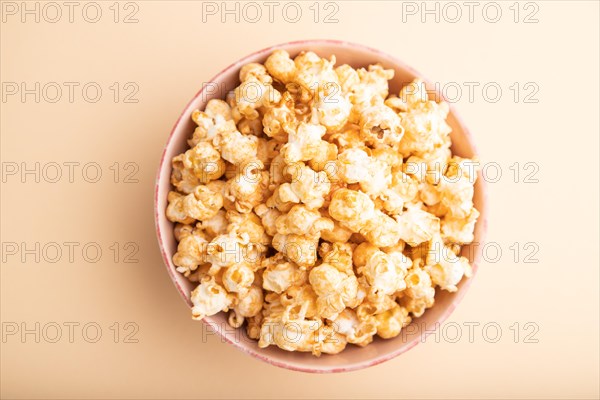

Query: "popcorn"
<box><xmin>307</xmin><ymin>141</ymin><xmax>338</xmax><ymax>173</ymax></box>
<box><xmin>425</xmin><ymin>234</ymin><xmax>473</xmax><ymax>292</ymax></box>
<box><xmin>309</xmin><ymin>263</ymin><xmax>358</xmax><ymax>319</ymax></box>
<box><xmin>309</xmin><ymin>264</ymin><xmax>346</xmax><ymax>296</ymax></box>
<box><xmin>281</xmin><ymin>284</ymin><xmax>318</xmax><ymax>319</ymax></box>
<box><xmin>356</xmin><ymin>292</ymin><xmax>398</xmax><ymax>320</ymax></box>
<box><xmin>278</xmin><ymin>163</ymin><xmax>331</xmax><ymax>209</ymax></box>
<box><xmin>258</xmin><ymin>316</ymin><xmax>321</xmax><ymax>354</ymax></box>
<box><xmin>359</xmin><ymin>159</ymin><xmax>391</xmax><ymax>196</ymax></box>
<box><xmin>353</xmin><ymin>242</ymin><xmax>379</xmax><ymax>268</ymax></box>
<box><xmin>246</xmin><ymin>314</ymin><xmax>263</xmax><ymax>340</ymax></box>
<box><xmin>171</xmin><ymin>155</ymin><xmax>201</xmax><ymax>195</ymax></box>
<box><xmin>198</xmin><ymin>209</ymin><xmax>228</xmax><ymax>239</ymax></box>
<box><xmin>384</xmin><ymin>95</ymin><xmax>408</xmax><ymax>113</ymax></box>
<box><xmin>262</xmin><ymin>92</ymin><xmax>297</xmax><ymax>142</ymax></box>
<box><xmin>359</xmin><ymin>249</ymin><xmax>409</xmax><ymax>295</ymax></box>
<box><xmin>293</xmin><ymin>52</ymin><xmax>338</xmax><ymax>94</ymax></box>
<box><xmin>174</xmin><ymin>223</ymin><xmax>194</xmax><ymax>242</ymax></box>
<box><xmin>207</xmin><ymin>231</ymin><xmax>250</xmax><ymax>269</ymax></box>
<box><xmin>205</xmin><ymin>180</ymin><xmax>236</xmax><ymax>212</ymax></box>
<box><xmin>437</xmin><ymin>156</ymin><xmax>478</xmax><ymax>219</ymax></box>
<box><xmin>318</xmin><ymin>242</ymin><xmax>354</xmax><ymax>276</ymax></box>
<box><xmin>337</xmin><ymin>148</ymin><xmax>371</xmax><ymax>183</ymax></box>
<box><xmin>318</xmin><ymin>326</ymin><xmax>348</xmax><ymax>355</ymax></box>
<box><xmin>335</xmin><ymin>64</ymin><xmax>360</xmax><ymax>95</ymax></box>
<box><xmin>330</xmin><ymin>308</ymin><xmax>376</xmax><ymax>346</ymax></box>
<box><xmin>173</xmin><ymin>230</ymin><xmax>209</xmax><ymax>276</ymax></box>
<box><xmin>189</xmin><ymin>99</ymin><xmax>235</xmax><ymax>147</ymax></box>
<box><xmin>262</xmin><ymin>255</ymin><xmax>307</xmax><ymax>293</ymax></box>
<box><xmin>328</xmin><ymin>189</ymin><xmax>401</xmax><ymax>247</ymax></box>
<box><xmin>441</xmin><ymin>207</ymin><xmax>480</xmax><ymax>244</ymax></box>
<box><xmin>226</xmin><ymin>210</ymin><xmax>270</xmax><ymax>246</ymax></box>
<box><xmin>358</xmin><ymin>103</ymin><xmax>404</xmax><ymax>147</ymax></box>
<box><xmin>222</xmin><ymin>263</ymin><xmax>255</xmax><ymax>295</ymax></box>
<box><xmin>167</xmin><ymin>50</ymin><xmax>479</xmax><ymax>356</ymax></box>
<box><xmin>376</xmin><ymin>188</ymin><xmax>405</xmax><ymax>215</ymax></box>
<box><xmin>272</xmin><ymin>233</ymin><xmax>318</xmax><ymax>268</ymax></box>
<box><xmin>266</xmin><ymin>185</ymin><xmax>295</xmax><ymax>213</ymax></box>
<box><xmin>235</xmin><ymin>285</ymin><xmax>264</xmax><ymax>318</ymax></box>
<box><xmin>398</xmin><ymin>293</ymin><xmax>433</xmax><ymax>318</ymax></box>
<box><xmin>227</xmin><ymin>160</ymin><xmax>269</xmax><ymax>213</ymax></box>
<box><xmin>419</xmin><ymin>181</ymin><xmax>441</xmax><ymax>206</ymax></box>
<box><xmin>329</xmin><ymin>124</ymin><xmax>364</xmax><ymax>151</ymax></box>
<box><xmin>233</xmin><ymin>70</ymin><xmax>281</xmax><ymax>120</ymax></box>
<box><xmin>280</xmin><ymin>121</ymin><xmax>327</xmax><ymax>164</ymax></box>
<box><xmin>182</xmin><ymin>185</ymin><xmax>224</xmax><ymax>221</ymax></box>
<box><xmin>397</xmin><ymin>80</ymin><xmax>452</xmax><ymax>157</ymax></box>
<box><xmin>267</xmin><ymin>154</ymin><xmax>287</xmax><ymax>186</ymax></box>
<box><xmin>395</xmin><ymin>205</ymin><xmax>440</xmax><ymax>246</ymax></box>
<box><xmin>191</xmin><ymin>276</ymin><xmax>233</xmax><ymax>320</ymax></box>
<box><xmin>360</xmin><ymin>210</ymin><xmax>403</xmax><ymax>248</ymax></box>
<box><xmin>213</xmin><ymin>129</ymin><xmax>259</xmax><ymax>165</ymax></box>
<box><xmin>401</xmin><ymin>79</ymin><xmax>429</xmax><ymax>106</ymax></box>
<box><xmin>375</xmin><ymin>304</ymin><xmax>411</xmax><ymax>339</ymax></box>
<box><xmin>259</xmin><ymin>298</ymin><xmax>347</xmax><ymax>355</ymax></box>
<box><xmin>239</xmin><ymin>63</ymin><xmax>271</xmax><ymax>84</ymax></box>
<box><xmin>372</xmin><ymin>146</ymin><xmax>403</xmax><ymax>173</ymax></box>
<box><xmin>240</xmin><ymin>116</ymin><xmax>265</xmax><ymax>137</ymax></box>
<box><xmin>265</xmin><ymin>49</ymin><xmax>297</xmax><ymax>84</ymax></box>
<box><xmin>315</xmin><ymin>85</ymin><xmax>352</xmax><ymax>132</ymax></box>
<box><xmin>166</xmin><ymin>191</ymin><xmax>194</xmax><ymax>224</ymax></box>
<box><xmin>350</xmin><ymin>65</ymin><xmax>393</xmax><ymax>108</ymax></box>
<box><xmin>328</xmin><ymin>189</ymin><xmax>376</xmax><ymax>232</ymax></box>
<box><xmin>320</xmin><ymin>218</ymin><xmax>353</xmax><ymax>243</ymax></box>
<box><xmin>182</xmin><ymin>142</ymin><xmax>226</xmax><ymax>183</ymax></box>
<box><xmin>275</xmin><ymin>204</ymin><xmax>334</xmax><ymax>237</ymax></box>
<box><xmin>400</xmin><ymin>262</ymin><xmax>436</xmax><ymax>317</ymax></box>
<box><xmin>390</xmin><ymin>170</ymin><xmax>420</xmax><ymax>203</ymax></box>
<box><xmin>254</xmin><ymin>204</ymin><xmax>281</xmax><ymax>237</ymax></box>
<box><xmin>228</xmin><ymin>310</ymin><xmax>244</xmax><ymax>328</ymax></box>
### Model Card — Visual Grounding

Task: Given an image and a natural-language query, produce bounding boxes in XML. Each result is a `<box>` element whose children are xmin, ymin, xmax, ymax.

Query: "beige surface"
<box><xmin>1</xmin><ymin>1</ymin><xmax>598</xmax><ymax>399</ymax></box>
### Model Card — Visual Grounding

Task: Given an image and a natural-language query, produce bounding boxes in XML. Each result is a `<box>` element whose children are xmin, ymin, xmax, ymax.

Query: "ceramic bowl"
<box><xmin>155</xmin><ymin>39</ymin><xmax>488</xmax><ymax>373</ymax></box>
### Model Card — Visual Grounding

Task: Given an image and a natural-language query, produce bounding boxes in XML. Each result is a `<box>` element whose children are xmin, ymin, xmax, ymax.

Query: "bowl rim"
<box><xmin>154</xmin><ymin>39</ymin><xmax>488</xmax><ymax>373</ymax></box>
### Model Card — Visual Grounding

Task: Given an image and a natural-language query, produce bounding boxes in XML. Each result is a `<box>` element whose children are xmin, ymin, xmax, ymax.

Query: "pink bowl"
<box><xmin>155</xmin><ymin>40</ymin><xmax>488</xmax><ymax>373</ymax></box>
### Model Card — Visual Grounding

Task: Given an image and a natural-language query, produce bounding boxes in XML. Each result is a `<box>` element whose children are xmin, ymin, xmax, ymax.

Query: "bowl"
<box><xmin>155</xmin><ymin>39</ymin><xmax>488</xmax><ymax>373</ymax></box>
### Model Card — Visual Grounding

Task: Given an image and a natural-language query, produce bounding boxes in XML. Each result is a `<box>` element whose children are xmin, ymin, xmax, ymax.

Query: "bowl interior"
<box><xmin>155</xmin><ymin>40</ymin><xmax>487</xmax><ymax>372</ymax></box>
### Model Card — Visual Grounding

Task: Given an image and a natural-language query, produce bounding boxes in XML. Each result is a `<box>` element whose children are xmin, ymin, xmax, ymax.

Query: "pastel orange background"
<box><xmin>1</xmin><ymin>1</ymin><xmax>598</xmax><ymax>399</ymax></box>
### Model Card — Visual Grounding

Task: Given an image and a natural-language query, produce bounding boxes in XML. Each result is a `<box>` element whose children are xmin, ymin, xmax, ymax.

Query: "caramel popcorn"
<box><xmin>182</xmin><ymin>142</ymin><xmax>226</xmax><ymax>183</ymax></box>
<box><xmin>261</xmin><ymin>254</ymin><xmax>307</xmax><ymax>293</ymax></box>
<box><xmin>191</xmin><ymin>276</ymin><xmax>233</xmax><ymax>320</ymax></box>
<box><xmin>222</xmin><ymin>263</ymin><xmax>255</xmax><ymax>295</ymax></box>
<box><xmin>183</xmin><ymin>185</ymin><xmax>223</xmax><ymax>221</ymax></box>
<box><xmin>166</xmin><ymin>50</ymin><xmax>479</xmax><ymax>356</ymax></box>
<box><xmin>235</xmin><ymin>285</ymin><xmax>264</xmax><ymax>318</ymax></box>
<box><xmin>172</xmin><ymin>229</ymin><xmax>209</xmax><ymax>276</ymax></box>
<box><xmin>359</xmin><ymin>249</ymin><xmax>410</xmax><ymax>296</ymax></box>
<box><xmin>280</xmin><ymin>120</ymin><xmax>327</xmax><ymax>164</ymax></box>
